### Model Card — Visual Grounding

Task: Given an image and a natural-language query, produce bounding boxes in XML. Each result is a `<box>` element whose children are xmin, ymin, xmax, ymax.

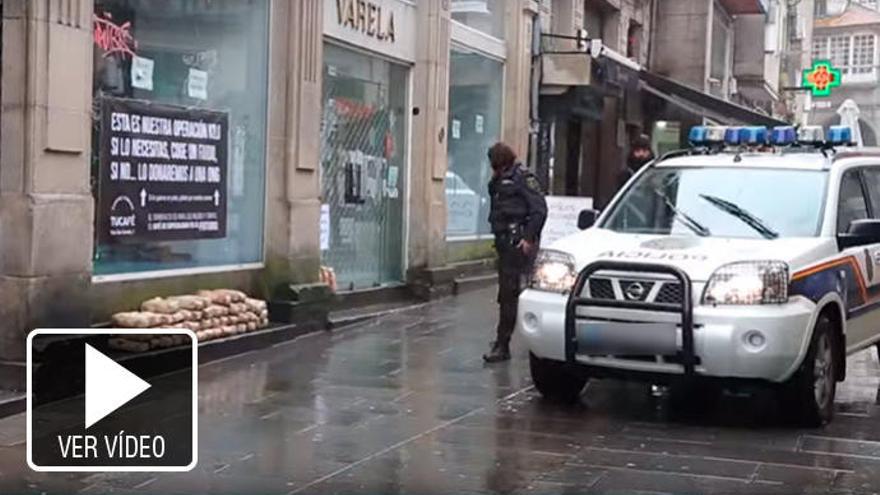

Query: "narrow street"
<box><xmin>2</xmin><ymin>287</ymin><xmax>880</xmax><ymax>494</ymax></box>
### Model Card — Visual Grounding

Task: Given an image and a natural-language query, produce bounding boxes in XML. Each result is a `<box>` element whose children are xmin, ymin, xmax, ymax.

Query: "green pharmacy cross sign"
<box><xmin>803</xmin><ymin>60</ymin><xmax>841</xmax><ymax>98</ymax></box>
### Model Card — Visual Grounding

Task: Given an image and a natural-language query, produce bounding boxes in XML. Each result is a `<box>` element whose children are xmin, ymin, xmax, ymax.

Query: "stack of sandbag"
<box><xmin>108</xmin><ymin>289</ymin><xmax>270</xmax><ymax>353</ymax></box>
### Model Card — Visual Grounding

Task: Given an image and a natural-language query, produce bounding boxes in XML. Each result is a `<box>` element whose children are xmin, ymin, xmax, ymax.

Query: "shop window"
<box><xmin>626</xmin><ymin>21</ymin><xmax>642</xmax><ymax>61</ymax></box>
<box><xmin>451</xmin><ymin>0</ymin><xmax>505</xmax><ymax>39</ymax></box>
<box><xmin>709</xmin><ymin>13</ymin><xmax>731</xmax><ymax>97</ymax></box>
<box><xmin>583</xmin><ymin>2</ymin><xmax>605</xmax><ymax>45</ymax></box>
<box><xmin>320</xmin><ymin>44</ymin><xmax>408</xmax><ymax>290</ymax></box>
<box><xmin>91</xmin><ymin>0</ymin><xmax>270</xmax><ymax>277</ymax></box>
<box><xmin>446</xmin><ymin>47</ymin><xmax>504</xmax><ymax>238</ymax></box>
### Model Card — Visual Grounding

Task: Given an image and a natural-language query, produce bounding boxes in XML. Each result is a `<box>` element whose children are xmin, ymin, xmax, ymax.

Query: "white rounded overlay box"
<box><xmin>27</xmin><ymin>328</ymin><xmax>198</xmax><ymax>472</ymax></box>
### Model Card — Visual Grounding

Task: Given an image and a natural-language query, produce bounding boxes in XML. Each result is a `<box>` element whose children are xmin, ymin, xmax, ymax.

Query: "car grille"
<box><xmin>588</xmin><ymin>278</ymin><xmax>615</xmax><ymax>300</ymax></box>
<box><xmin>655</xmin><ymin>282</ymin><xmax>683</xmax><ymax>304</ymax></box>
<box><xmin>586</xmin><ymin>276</ymin><xmax>683</xmax><ymax>304</ymax></box>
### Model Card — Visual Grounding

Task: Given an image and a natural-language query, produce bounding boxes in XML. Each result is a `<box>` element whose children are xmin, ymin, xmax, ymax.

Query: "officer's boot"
<box><xmin>483</xmin><ymin>340</ymin><xmax>511</xmax><ymax>363</ymax></box>
<box><xmin>485</xmin><ymin>297</ymin><xmax>516</xmax><ymax>363</ymax></box>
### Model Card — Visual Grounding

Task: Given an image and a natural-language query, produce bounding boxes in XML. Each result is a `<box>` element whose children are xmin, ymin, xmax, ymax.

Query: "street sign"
<box><xmin>802</xmin><ymin>60</ymin><xmax>841</xmax><ymax>98</ymax></box>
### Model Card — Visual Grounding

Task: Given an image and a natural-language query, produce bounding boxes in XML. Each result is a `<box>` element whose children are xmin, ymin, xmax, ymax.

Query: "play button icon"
<box><xmin>85</xmin><ymin>344</ymin><xmax>151</xmax><ymax>429</ymax></box>
<box><xmin>27</xmin><ymin>329</ymin><xmax>197</xmax><ymax>472</ymax></box>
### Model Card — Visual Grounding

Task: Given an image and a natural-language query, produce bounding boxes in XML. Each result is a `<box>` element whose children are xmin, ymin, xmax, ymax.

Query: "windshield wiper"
<box><xmin>652</xmin><ymin>188</ymin><xmax>711</xmax><ymax>237</ymax></box>
<box><xmin>699</xmin><ymin>194</ymin><xmax>779</xmax><ymax>240</ymax></box>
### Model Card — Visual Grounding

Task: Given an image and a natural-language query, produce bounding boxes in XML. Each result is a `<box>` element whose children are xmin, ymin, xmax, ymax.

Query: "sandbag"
<box><xmin>166</xmin><ymin>295</ymin><xmax>210</xmax><ymax>311</ymax></box>
<box><xmin>112</xmin><ymin>311</ymin><xmax>164</xmax><ymax>328</ymax></box>
<box><xmin>141</xmin><ymin>297</ymin><xmax>181</xmax><ymax>314</ymax></box>
<box><xmin>204</xmin><ymin>305</ymin><xmax>229</xmax><ymax>318</ymax></box>
<box><xmin>197</xmin><ymin>290</ymin><xmax>233</xmax><ymax>306</ymax></box>
<box><xmin>245</xmin><ymin>298</ymin><xmax>267</xmax><ymax>313</ymax></box>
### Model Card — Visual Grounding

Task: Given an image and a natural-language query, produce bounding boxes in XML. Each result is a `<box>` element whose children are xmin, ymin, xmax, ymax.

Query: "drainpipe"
<box><xmin>528</xmin><ymin>8</ymin><xmax>542</xmax><ymax>171</ymax></box>
<box><xmin>647</xmin><ymin>0</ymin><xmax>658</xmax><ymax>70</ymax></box>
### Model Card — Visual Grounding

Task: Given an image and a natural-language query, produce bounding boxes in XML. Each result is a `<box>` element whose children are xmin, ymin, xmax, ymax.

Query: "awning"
<box><xmin>719</xmin><ymin>0</ymin><xmax>767</xmax><ymax>14</ymax></box>
<box><xmin>640</xmin><ymin>71</ymin><xmax>786</xmax><ymax>127</ymax></box>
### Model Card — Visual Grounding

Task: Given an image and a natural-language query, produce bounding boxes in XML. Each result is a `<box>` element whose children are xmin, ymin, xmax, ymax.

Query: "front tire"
<box><xmin>530</xmin><ymin>353</ymin><xmax>587</xmax><ymax>404</ymax></box>
<box><xmin>782</xmin><ymin>315</ymin><xmax>838</xmax><ymax>427</ymax></box>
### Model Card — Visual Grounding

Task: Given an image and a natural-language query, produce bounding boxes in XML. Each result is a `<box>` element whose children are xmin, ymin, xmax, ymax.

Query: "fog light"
<box><xmin>523</xmin><ymin>312</ymin><xmax>539</xmax><ymax>331</ymax></box>
<box><xmin>744</xmin><ymin>330</ymin><xmax>766</xmax><ymax>351</ymax></box>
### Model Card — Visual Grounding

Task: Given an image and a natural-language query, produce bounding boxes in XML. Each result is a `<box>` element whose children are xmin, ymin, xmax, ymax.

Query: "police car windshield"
<box><xmin>602</xmin><ymin>167</ymin><xmax>828</xmax><ymax>239</ymax></box>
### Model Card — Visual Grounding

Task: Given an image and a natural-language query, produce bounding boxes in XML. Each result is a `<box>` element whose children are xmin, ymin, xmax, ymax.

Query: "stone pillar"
<box><xmin>0</xmin><ymin>0</ymin><xmax>95</xmax><ymax>387</ymax></box>
<box><xmin>503</xmin><ymin>0</ymin><xmax>539</xmax><ymax>159</ymax></box>
<box><xmin>264</xmin><ymin>0</ymin><xmax>324</xmax><ymax>291</ymax></box>
<box><xmin>407</xmin><ymin>0</ymin><xmax>452</xmax><ymax>278</ymax></box>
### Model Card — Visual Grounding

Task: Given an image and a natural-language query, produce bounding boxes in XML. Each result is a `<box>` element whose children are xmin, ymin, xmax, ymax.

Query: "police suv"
<box><xmin>518</xmin><ymin>125</ymin><xmax>880</xmax><ymax>426</ymax></box>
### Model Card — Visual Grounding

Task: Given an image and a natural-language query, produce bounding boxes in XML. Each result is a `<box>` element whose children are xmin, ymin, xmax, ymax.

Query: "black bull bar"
<box><xmin>564</xmin><ymin>261</ymin><xmax>697</xmax><ymax>375</ymax></box>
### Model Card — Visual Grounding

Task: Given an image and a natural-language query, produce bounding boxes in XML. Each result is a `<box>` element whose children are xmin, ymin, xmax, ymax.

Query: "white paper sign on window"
<box><xmin>451</xmin><ymin>119</ymin><xmax>461</xmax><ymax>140</ymax></box>
<box><xmin>320</xmin><ymin>204</ymin><xmax>331</xmax><ymax>251</ymax></box>
<box><xmin>542</xmin><ymin>196</ymin><xmax>594</xmax><ymax>246</ymax></box>
<box><xmin>131</xmin><ymin>56</ymin><xmax>154</xmax><ymax>91</ymax></box>
<box><xmin>187</xmin><ymin>69</ymin><xmax>208</xmax><ymax>100</ymax></box>
<box><xmin>475</xmin><ymin>114</ymin><xmax>484</xmax><ymax>134</ymax></box>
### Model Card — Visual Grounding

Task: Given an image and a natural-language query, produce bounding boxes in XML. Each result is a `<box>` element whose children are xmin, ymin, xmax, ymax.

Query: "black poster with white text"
<box><xmin>98</xmin><ymin>97</ymin><xmax>228</xmax><ymax>243</ymax></box>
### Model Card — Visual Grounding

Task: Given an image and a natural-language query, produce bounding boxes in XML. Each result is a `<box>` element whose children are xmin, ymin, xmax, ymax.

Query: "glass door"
<box><xmin>320</xmin><ymin>44</ymin><xmax>408</xmax><ymax>291</ymax></box>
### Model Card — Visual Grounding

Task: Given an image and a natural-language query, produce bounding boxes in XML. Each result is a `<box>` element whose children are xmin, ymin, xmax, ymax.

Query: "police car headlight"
<box><xmin>530</xmin><ymin>250</ymin><xmax>577</xmax><ymax>294</ymax></box>
<box><xmin>703</xmin><ymin>261</ymin><xmax>789</xmax><ymax>305</ymax></box>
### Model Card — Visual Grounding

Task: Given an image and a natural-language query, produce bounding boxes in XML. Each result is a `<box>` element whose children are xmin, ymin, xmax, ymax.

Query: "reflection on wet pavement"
<box><xmin>1</xmin><ymin>286</ymin><xmax>879</xmax><ymax>494</ymax></box>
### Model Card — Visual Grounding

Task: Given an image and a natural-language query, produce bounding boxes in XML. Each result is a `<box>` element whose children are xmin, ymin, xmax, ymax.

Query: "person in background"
<box><xmin>619</xmin><ymin>133</ymin><xmax>655</xmax><ymax>189</ymax></box>
<box><xmin>484</xmin><ymin>142</ymin><xmax>548</xmax><ymax>363</ymax></box>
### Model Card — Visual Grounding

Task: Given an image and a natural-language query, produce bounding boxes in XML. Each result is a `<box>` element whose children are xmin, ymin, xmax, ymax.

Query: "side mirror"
<box><xmin>839</xmin><ymin>219</ymin><xmax>880</xmax><ymax>249</ymax></box>
<box><xmin>577</xmin><ymin>209</ymin><xmax>599</xmax><ymax>230</ymax></box>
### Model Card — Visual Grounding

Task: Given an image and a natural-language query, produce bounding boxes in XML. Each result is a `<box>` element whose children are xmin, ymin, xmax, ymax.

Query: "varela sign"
<box><xmin>337</xmin><ymin>0</ymin><xmax>396</xmax><ymax>42</ymax></box>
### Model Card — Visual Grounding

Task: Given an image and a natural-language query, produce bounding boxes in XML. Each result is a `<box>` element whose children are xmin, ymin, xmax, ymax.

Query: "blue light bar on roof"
<box><xmin>770</xmin><ymin>126</ymin><xmax>796</xmax><ymax>146</ymax></box>
<box><xmin>705</xmin><ymin>126</ymin><xmax>727</xmax><ymax>143</ymax></box>
<box><xmin>797</xmin><ymin>126</ymin><xmax>825</xmax><ymax>145</ymax></box>
<box><xmin>688</xmin><ymin>126</ymin><xmax>709</xmax><ymax>145</ymax></box>
<box><xmin>739</xmin><ymin>126</ymin><xmax>768</xmax><ymax>145</ymax></box>
<box><xmin>828</xmin><ymin>125</ymin><xmax>854</xmax><ymax>146</ymax></box>
<box><xmin>724</xmin><ymin>127</ymin><xmax>743</xmax><ymax>145</ymax></box>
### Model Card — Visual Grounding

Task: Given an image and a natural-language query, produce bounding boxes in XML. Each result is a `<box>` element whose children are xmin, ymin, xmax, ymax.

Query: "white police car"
<box><xmin>518</xmin><ymin>124</ymin><xmax>880</xmax><ymax>426</ymax></box>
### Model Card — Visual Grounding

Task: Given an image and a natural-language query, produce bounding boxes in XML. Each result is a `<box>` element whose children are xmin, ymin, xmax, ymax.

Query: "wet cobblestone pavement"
<box><xmin>2</xmin><ymin>286</ymin><xmax>880</xmax><ymax>494</ymax></box>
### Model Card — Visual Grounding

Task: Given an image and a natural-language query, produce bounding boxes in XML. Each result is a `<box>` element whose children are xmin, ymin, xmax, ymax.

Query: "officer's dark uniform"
<box><xmin>486</xmin><ymin>163</ymin><xmax>548</xmax><ymax>362</ymax></box>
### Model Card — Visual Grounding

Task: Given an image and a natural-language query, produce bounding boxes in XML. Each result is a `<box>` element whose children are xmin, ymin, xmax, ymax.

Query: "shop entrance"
<box><xmin>320</xmin><ymin>44</ymin><xmax>408</xmax><ymax>291</ymax></box>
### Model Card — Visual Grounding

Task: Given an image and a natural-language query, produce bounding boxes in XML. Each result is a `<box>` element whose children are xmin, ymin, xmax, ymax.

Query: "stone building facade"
<box><xmin>0</xmin><ymin>0</ymin><xmax>539</xmax><ymax>388</ymax></box>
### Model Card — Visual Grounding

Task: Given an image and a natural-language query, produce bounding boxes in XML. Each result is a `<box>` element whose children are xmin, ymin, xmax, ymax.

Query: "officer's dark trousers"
<box><xmin>495</xmin><ymin>246</ymin><xmax>531</xmax><ymax>347</ymax></box>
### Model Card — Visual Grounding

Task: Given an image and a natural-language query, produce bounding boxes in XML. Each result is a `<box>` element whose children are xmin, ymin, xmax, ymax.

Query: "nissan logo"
<box><xmin>624</xmin><ymin>282</ymin><xmax>646</xmax><ymax>300</ymax></box>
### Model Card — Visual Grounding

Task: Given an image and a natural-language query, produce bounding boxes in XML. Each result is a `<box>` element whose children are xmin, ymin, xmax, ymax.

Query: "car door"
<box><xmin>853</xmin><ymin>167</ymin><xmax>880</xmax><ymax>349</ymax></box>
<box><xmin>837</xmin><ymin>168</ymin><xmax>880</xmax><ymax>351</ymax></box>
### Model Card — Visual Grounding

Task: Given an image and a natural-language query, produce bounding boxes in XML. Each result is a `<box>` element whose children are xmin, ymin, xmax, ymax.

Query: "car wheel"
<box><xmin>529</xmin><ymin>353</ymin><xmax>587</xmax><ymax>404</ymax></box>
<box><xmin>782</xmin><ymin>315</ymin><xmax>838</xmax><ymax>427</ymax></box>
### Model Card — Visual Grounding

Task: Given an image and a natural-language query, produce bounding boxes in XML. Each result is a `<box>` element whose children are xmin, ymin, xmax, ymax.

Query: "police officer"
<box><xmin>484</xmin><ymin>142</ymin><xmax>548</xmax><ymax>363</ymax></box>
